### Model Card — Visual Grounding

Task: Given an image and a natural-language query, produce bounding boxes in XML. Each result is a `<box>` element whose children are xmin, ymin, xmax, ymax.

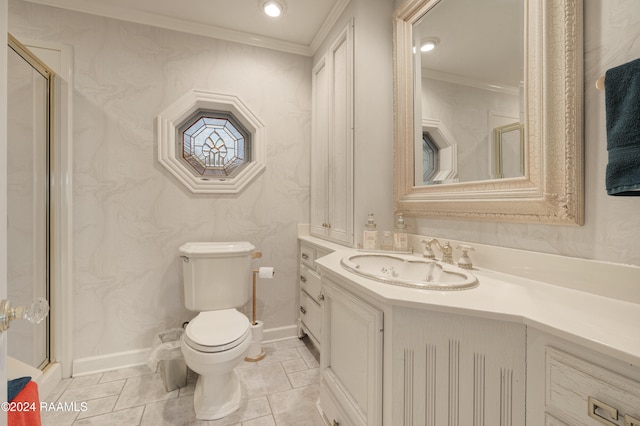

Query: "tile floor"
<box><xmin>41</xmin><ymin>337</ymin><xmax>325</xmax><ymax>425</ymax></box>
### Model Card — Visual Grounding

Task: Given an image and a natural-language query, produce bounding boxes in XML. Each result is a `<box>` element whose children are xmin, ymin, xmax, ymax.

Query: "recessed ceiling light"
<box><xmin>260</xmin><ymin>0</ymin><xmax>287</xmax><ymax>18</ymax></box>
<box><xmin>420</xmin><ymin>37</ymin><xmax>440</xmax><ymax>53</ymax></box>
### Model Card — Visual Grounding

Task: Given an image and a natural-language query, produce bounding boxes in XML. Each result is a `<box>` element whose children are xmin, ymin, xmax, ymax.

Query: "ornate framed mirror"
<box><xmin>393</xmin><ymin>0</ymin><xmax>584</xmax><ymax>225</ymax></box>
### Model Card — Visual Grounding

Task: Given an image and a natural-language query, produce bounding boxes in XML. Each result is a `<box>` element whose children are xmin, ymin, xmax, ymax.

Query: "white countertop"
<box><xmin>314</xmin><ymin>247</ymin><xmax>640</xmax><ymax>366</ymax></box>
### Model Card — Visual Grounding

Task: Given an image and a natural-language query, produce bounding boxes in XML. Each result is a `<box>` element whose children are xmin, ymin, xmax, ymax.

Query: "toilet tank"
<box><xmin>179</xmin><ymin>242</ymin><xmax>255</xmax><ymax>311</ymax></box>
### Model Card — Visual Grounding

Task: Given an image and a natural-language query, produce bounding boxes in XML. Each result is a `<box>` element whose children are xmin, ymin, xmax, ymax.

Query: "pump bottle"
<box><xmin>393</xmin><ymin>213</ymin><xmax>408</xmax><ymax>251</ymax></box>
<box><xmin>362</xmin><ymin>213</ymin><xmax>379</xmax><ymax>250</ymax></box>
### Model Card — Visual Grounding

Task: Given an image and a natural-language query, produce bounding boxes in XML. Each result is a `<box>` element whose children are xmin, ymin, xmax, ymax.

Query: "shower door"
<box><xmin>6</xmin><ymin>35</ymin><xmax>52</xmax><ymax>369</ymax></box>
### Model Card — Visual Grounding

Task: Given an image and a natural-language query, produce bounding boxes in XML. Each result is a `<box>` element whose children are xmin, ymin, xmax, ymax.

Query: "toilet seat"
<box><xmin>184</xmin><ymin>309</ymin><xmax>251</xmax><ymax>353</ymax></box>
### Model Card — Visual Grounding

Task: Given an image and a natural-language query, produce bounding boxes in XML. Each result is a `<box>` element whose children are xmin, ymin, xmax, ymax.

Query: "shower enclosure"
<box><xmin>7</xmin><ymin>34</ymin><xmax>53</xmax><ymax>370</ymax></box>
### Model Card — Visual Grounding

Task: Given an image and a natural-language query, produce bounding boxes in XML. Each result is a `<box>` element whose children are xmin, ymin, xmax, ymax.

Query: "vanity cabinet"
<box><xmin>392</xmin><ymin>308</ymin><xmax>526</xmax><ymax>426</ymax></box>
<box><xmin>527</xmin><ymin>330</ymin><xmax>640</xmax><ymax>426</ymax></box>
<box><xmin>297</xmin><ymin>241</ymin><xmax>331</xmax><ymax>350</ymax></box>
<box><xmin>320</xmin><ymin>277</ymin><xmax>383</xmax><ymax>426</ymax></box>
<box><xmin>310</xmin><ymin>22</ymin><xmax>354</xmax><ymax>245</ymax></box>
<box><xmin>311</xmin><ymin>241</ymin><xmax>640</xmax><ymax>426</ymax></box>
<box><xmin>545</xmin><ymin>348</ymin><xmax>640</xmax><ymax>425</ymax></box>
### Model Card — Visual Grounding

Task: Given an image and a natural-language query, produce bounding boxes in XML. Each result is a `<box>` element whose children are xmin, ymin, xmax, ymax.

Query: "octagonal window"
<box><xmin>157</xmin><ymin>90</ymin><xmax>265</xmax><ymax>194</ymax></box>
<box><xmin>180</xmin><ymin>111</ymin><xmax>251</xmax><ymax>178</ymax></box>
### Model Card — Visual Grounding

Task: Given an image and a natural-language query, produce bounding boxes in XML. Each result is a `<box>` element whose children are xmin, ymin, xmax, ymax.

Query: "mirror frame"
<box><xmin>393</xmin><ymin>0</ymin><xmax>584</xmax><ymax>225</ymax></box>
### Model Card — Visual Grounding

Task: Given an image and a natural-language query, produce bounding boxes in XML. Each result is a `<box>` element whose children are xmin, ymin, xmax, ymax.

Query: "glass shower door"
<box><xmin>7</xmin><ymin>35</ymin><xmax>52</xmax><ymax>369</ymax></box>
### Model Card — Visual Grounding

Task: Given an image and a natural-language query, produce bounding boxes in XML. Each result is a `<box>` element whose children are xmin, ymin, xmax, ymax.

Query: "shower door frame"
<box><xmin>7</xmin><ymin>33</ymin><xmax>53</xmax><ymax>371</ymax></box>
<box><xmin>7</xmin><ymin>34</ymin><xmax>74</xmax><ymax>382</ymax></box>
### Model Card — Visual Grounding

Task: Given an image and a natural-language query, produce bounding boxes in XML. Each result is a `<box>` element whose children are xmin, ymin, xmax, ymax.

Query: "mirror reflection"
<box><xmin>413</xmin><ymin>0</ymin><xmax>524</xmax><ymax>186</ymax></box>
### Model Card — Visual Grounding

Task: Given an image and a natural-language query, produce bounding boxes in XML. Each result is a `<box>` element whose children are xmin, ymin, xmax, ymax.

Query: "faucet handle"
<box><xmin>456</xmin><ymin>245</ymin><xmax>475</xmax><ymax>269</ymax></box>
<box><xmin>421</xmin><ymin>239</ymin><xmax>436</xmax><ymax>259</ymax></box>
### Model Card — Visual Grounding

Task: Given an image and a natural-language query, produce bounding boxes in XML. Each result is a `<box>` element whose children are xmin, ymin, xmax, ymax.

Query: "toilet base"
<box><xmin>193</xmin><ymin>369</ymin><xmax>242</xmax><ymax>420</ymax></box>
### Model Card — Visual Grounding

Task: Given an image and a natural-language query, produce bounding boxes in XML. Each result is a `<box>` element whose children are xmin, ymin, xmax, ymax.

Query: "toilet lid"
<box><xmin>184</xmin><ymin>309</ymin><xmax>251</xmax><ymax>353</ymax></box>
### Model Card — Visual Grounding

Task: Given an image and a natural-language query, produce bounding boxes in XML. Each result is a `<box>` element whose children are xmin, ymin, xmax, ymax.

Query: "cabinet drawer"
<box><xmin>300</xmin><ymin>264</ymin><xmax>322</xmax><ymax>302</ymax></box>
<box><xmin>546</xmin><ymin>347</ymin><xmax>640</xmax><ymax>425</ymax></box>
<box><xmin>300</xmin><ymin>245</ymin><xmax>316</xmax><ymax>268</ymax></box>
<box><xmin>300</xmin><ymin>291</ymin><xmax>321</xmax><ymax>340</ymax></box>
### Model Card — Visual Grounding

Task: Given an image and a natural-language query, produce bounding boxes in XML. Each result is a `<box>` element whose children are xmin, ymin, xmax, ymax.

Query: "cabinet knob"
<box><xmin>301</xmin><ymin>253</ymin><xmax>309</xmax><ymax>260</ymax></box>
<box><xmin>300</xmin><ymin>275</ymin><xmax>307</xmax><ymax>283</ymax></box>
<box><xmin>299</xmin><ymin>306</ymin><xmax>307</xmax><ymax>315</ymax></box>
<box><xmin>319</xmin><ymin>293</ymin><xmax>325</xmax><ymax>301</ymax></box>
<box><xmin>332</xmin><ymin>421</ymin><xmax>340</xmax><ymax>426</ymax></box>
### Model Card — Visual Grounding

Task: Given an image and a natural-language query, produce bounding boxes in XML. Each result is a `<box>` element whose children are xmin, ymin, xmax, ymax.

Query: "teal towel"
<box><xmin>8</xmin><ymin>376</ymin><xmax>31</xmax><ymax>402</ymax></box>
<box><xmin>605</xmin><ymin>58</ymin><xmax>640</xmax><ymax>195</ymax></box>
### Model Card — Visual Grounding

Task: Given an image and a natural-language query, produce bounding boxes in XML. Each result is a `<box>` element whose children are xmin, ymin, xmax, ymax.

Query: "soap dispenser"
<box><xmin>393</xmin><ymin>213</ymin><xmax>408</xmax><ymax>252</ymax></box>
<box><xmin>362</xmin><ymin>213</ymin><xmax>379</xmax><ymax>250</ymax></box>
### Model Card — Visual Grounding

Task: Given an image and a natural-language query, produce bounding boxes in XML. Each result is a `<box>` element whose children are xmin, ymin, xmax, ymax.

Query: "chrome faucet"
<box><xmin>421</xmin><ymin>238</ymin><xmax>454</xmax><ymax>264</ymax></box>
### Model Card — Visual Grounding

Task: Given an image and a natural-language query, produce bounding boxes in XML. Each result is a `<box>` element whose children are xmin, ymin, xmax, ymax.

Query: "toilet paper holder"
<box><xmin>245</xmin><ymin>254</ymin><xmax>274</xmax><ymax>363</ymax></box>
<box><xmin>251</xmin><ymin>266</ymin><xmax>275</xmax><ymax>325</ymax></box>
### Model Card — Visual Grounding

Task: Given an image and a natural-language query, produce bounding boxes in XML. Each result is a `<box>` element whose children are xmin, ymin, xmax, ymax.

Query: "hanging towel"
<box><xmin>7</xmin><ymin>380</ymin><xmax>41</xmax><ymax>426</ymax></box>
<box><xmin>605</xmin><ymin>57</ymin><xmax>640</xmax><ymax>195</ymax></box>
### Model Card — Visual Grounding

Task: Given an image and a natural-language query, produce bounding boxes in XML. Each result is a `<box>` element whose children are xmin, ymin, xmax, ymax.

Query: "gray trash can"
<box><xmin>147</xmin><ymin>328</ymin><xmax>187</xmax><ymax>392</ymax></box>
<box><xmin>159</xmin><ymin>356</ymin><xmax>187</xmax><ymax>392</ymax></box>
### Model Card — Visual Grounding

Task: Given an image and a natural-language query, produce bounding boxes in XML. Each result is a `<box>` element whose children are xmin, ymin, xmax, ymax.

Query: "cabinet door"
<box><xmin>392</xmin><ymin>308</ymin><xmax>526</xmax><ymax>426</ymax></box>
<box><xmin>310</xmin><ymin>22</ymin><xmax>354</xmax><ymax>245</ymax></box>
<box><xmin>321</xmin><ymin>278</ymin><xmax>383</xmax><ymax>426</ymax></box>
<box><xmin>310</xmin><ymin>57</ymin><xmax>329</xmax><ymax>239</ymax></box>
<box><xmin>326</xmin><ymin>23</ymin><xmax>353</xmax><ymax>245</ymax></box>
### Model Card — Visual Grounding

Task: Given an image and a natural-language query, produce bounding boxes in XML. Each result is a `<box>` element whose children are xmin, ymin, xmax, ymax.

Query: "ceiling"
<box><xmin>415</xmin><ymin>0</ymin><xmax>524</xmax><ymax>89</ymax></box>
<box><xmin>22</xmin><ymin>0</ymin><xmax>351</xmax><ymax>56</ymax></box>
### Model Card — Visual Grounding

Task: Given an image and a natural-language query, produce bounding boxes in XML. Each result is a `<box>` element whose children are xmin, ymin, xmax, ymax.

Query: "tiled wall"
<box><xmin>9</xmin><ymin>0</ymin><xmax>312</xmax><ymax>360</ymax></box>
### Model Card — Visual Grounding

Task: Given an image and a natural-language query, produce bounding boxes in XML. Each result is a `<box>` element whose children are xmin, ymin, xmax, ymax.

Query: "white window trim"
<box><xmin>157</xmin><ymin>90</ymin><xmax>265</xmax><ymax>193</ymax></box>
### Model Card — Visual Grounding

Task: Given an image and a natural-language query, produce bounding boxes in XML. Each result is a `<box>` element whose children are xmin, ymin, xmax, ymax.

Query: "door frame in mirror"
<box><xmin>393</xmin><ymin>0</ymin><xmax>584</xmax><ymax>225</ymax></box>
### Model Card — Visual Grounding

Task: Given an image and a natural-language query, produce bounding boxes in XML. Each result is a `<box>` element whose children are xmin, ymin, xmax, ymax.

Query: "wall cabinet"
<box><xmin>392</xmin><ymin>308</ymin><xmax>526</xmax><ymax>426</ymax></box>
<box><xmin>320</xmin><ymin>277</ymin><xmax>383</xmax><ymax>426</ymax></box>
<box><xmin>310</xmin><ymin>22</ymin><xmax>354</xmax><ymax>245</ymax></box>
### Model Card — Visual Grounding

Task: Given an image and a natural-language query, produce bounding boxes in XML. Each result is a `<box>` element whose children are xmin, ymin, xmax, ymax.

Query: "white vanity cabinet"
<box><xmin>392</xmin><ymin>308</ymin><xmax>526</xmax><ymax>426</ymax></box>
<box><xmin>527</xmin><ymin>330</ymin><xmax>640</xmax><ymax>426</ymax></box>
<box><xmin>310</xmin><ymin>241</ymin><xmax>640</xmax><ymax>426</ymax></box>
<box><xmin>310</xmin><ymin>22</ymin><xmax>354</xmax><ymax>246</ymax></box>
<box><xmin>320</xmin><ymin>277</ymin><xmax>383</xmax><ymax>426</ymax></box>
<box><xmin>297</xmin><ymin>241</ymin><xmax>331</xmax><ymax>350</ymax></box>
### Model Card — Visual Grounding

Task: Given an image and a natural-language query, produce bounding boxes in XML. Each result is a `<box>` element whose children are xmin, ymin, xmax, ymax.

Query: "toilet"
<box><xmin>178</xmin><ymin>241</ymin><xmax>255</xmax><ymax>420</ymax></box>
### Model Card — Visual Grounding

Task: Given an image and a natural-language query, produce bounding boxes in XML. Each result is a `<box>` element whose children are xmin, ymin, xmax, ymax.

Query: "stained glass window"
<box><xmin>158</xmin><ymin>90</ymin><xmax>265</xmax><ymax>193</ymax></box>
<box><xmin>180</xmin><ymin>111</ymin><xmax>251</xmax><ymax>178</ymax></box>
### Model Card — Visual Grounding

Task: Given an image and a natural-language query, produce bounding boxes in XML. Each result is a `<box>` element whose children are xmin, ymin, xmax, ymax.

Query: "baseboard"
<box><xmin>261</xmin><ymin>324</ymin><xmax>298</xmax><ymax>343</ymax></box>
<box><xmin>72</xmin><ymin>324</ymin><xmax>299</xmax><ymax>377</ymax></box>
<box><xmin>37</xmin><ymin>362</ymin><xmax>62</xmax><ymax>401</ymax></box>
<box><xmin>72</xmin><ymin>348</ymin><xmax>151</xmax><ymax>377</ymax></box>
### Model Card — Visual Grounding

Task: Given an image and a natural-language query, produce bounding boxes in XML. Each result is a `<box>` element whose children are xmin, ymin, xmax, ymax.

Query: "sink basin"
<box><xmin>340</xmin><ymin>253</ymin><xmax>478</xmax><ymax>290</ymax></box>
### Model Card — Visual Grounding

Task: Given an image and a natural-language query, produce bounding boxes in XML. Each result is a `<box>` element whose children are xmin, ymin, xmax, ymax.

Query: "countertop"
<box><xmin>313</xmin><ymin>246</ymin><xmax>640</xmax><ymax>367</ymax></box>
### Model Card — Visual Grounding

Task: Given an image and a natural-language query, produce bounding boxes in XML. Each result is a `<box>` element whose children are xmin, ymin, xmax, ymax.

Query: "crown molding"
<box><xmin>309</xmin><ymin>0</ymin><xmax>352</xmax><ymax>55</ymax></box>
<box><xmin>22</xmin><ymin>0</ymin><xmax>352</xmax><ymax>56</ymax></box>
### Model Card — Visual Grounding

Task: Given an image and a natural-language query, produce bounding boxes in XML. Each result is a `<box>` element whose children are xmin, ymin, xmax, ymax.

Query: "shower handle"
<box><xmin>0</xmin><ymin>297</ymin><xmax>49</xmax><ymax>332</ymax></box>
